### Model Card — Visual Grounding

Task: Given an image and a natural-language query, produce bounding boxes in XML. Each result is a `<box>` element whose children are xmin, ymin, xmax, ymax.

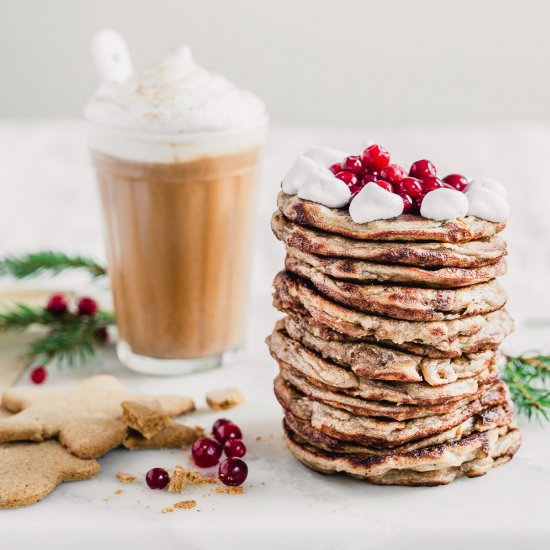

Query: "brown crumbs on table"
<box><xmin>114</xmin><ymin>489</ymin><xmax>124</xmax><ymax>495</ymax></box>
<box><xmin>205</xmin><ymin>388</ymin><xmax>245</xmax><ymax>411</ymax></box>
<box><xmin>255</xmin><ymin>436</ymin><xmax>262</xmax><ymax>442</ymax></box>
<box><xmin>116</xmin><ymin>472</ymin><xmax>136</xmax><ymax>483</ymax></box>
<box><xmin>215</xmin><ymin>486</ymin><xmax>244</xmax><ymax>495</ymax></box>
<box><xmin>168</xmin><ymin>465</ymin><xmax>218</xmax><ymax>492</ymax></box>
<box><xmin>174</xmin><ymin>500</ymin><xmax>197</xmax><ymax>509</ymax></box>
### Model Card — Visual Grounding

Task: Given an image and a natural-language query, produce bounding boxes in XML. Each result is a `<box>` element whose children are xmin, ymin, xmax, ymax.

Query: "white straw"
<box><xmin>91</xmin><ymin>29</ymin><xmax>133</xmax><ymax>83</ymax></box>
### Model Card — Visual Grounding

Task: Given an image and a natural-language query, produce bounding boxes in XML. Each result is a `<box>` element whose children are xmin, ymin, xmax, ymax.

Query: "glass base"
<box><xmin>117</xmin><ymin>341</ymin><xmax>223</xmax><ymax>376</ymax></box>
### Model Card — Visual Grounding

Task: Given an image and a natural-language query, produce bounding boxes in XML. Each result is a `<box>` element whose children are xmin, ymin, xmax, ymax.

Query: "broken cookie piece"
<box><xmin>206</xmin><ymin>388</ymin><xmax>245</xmax><ymax>411</ymax></box>
<box><xmin>116</xmin><ymin>472</ymin><xmax>136</xmax><ymax>484</ymax></box>
<box><xmin>168</xmin><ymin>465</ymin><xmax>218</xmax><ymax>492</ymax></box>
<box><xmin>123</xmin><ymin>422</ymin><xmax>204</xmax><ymax>450</ymax></box>
<box><xmin>121</xmin><ymin>400</ymin><xmax>171</xmax><ymax>439</ymax></box>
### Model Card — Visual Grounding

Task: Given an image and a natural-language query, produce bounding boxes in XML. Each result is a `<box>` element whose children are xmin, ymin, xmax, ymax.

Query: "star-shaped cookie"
<box><xmin>0</xmin><ymin>375</ymin><xmax>195</xmax><ymax>458</ymax></box>
<box><xmin>0</xmin><ymin>440</ymin><xmax>99</xmax><ymax>508</ymax></box>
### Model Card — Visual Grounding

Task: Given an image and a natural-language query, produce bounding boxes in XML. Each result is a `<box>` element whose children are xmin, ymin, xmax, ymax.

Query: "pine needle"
<box><xmin>0</xmin><ymin>251</ymin><xmax>107</xmax><ymax>279</ymax></box>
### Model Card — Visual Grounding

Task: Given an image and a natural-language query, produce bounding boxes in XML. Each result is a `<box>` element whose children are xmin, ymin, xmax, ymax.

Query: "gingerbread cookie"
<box><xmin>0</xmin><ymin>440</ymin><xmax>99</xmax><ymax>508</ymax></box>
<box><xmin>206</xmin><ymin>388</ymin><xmax>245</xmax><ymax>411</ymax></box>
<box><xmin>123</xmin><ymin>422</ymin><xmax>204</xmax><ymax>450</ymax></box>
<box><xmin>0</xmin><ymin>375</ymin><xmax>195</xmax><ymax>458</ymax></box>
<box><xmin>121</xmin><ymin>400</ymin><xmax>172</xmax><ymax>439</ymax></box>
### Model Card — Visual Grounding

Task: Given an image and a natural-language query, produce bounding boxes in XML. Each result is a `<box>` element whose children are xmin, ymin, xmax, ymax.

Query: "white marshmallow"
<box><xmin>465</xmin><ymin>185</ymin><xmax>509</xmax><ymax>222</ymax></box>
<box><xmin>420</xmin><ymin>188</ymin><xmax>469</xmax><ymax>221</ymax></box>
<box><xmin>349</xmin><ymin>183</ymin><xmax>404</xmax><ymax>224</ymax></box>
<box><xmin>468</xmin><ymin>177</ymin><xmax>507</xmax><ymax>198</ymax></box>
<box><xmin>281</xmin><ymin>156</ymin><xmax>328</xmax><ymax>195</ymax></box>
<box><xmin>303</xmin><ymin>146</ymin><xmax>348</xmax><ymax>168</ymax></box>
<box><xmin>298</xmin><ymin>172</ymin><xmax>352</xmax><ymax>209</ymax></box>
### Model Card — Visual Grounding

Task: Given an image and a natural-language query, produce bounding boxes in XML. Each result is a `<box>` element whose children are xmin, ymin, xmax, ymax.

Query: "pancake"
<box><xmin>277</xmin><ymin>192</ymin><xmax>505</xmax><ymax>243</ymax></box>
<box><xmin>282</xmin><ymin>317</ymin><xmax>496</xmax><ymax>386</ymax></box>
<box><xmin>283</xmin><ymin>422</ymin><xmax>521</xmax><ymax>486</ymax></box>
<box><xmin>272</xmin><ymin>211</ymin><xmax>507</xmax><ymax>268</ymax></box>
<box><xmin>279</xmin><ymin>362</ymin><xmax>495</xmax><ymax>421</ymax></box>
<box><xmin>285</xmin><ymin>256</ymin><xmax>507</xmax><ymax>321</ymax></box>
<box><xmin>267</xmin><ymin>328</ymin><xmax>499</xmax><ymax>406</ymax></box>
<box><xmin>286</xmin><ymin>246</ymin><xmax>507</xmax><ymax>288</ymax></box>
<box><xmin>274</xmin><ymin>271</ymin><xmax>514</xmax><ymax>356</ymax></box>
<box><xmin>275</xmin><ymin>375</ymin><xmax>512</xmax><ymax>448</ymax></box>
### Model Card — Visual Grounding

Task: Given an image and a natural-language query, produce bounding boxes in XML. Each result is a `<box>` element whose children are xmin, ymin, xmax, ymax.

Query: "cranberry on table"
<box><xmin>30</xmin><ymin>366</ymin><xmax>47</xmax><ymax>385</ymax></box>
<box><xmin>361</xmin><ymin>144</ymin><xmax>390</xmax><ymax>172</ymax></box>
<box><xmin>334</xmin><ymin>171</ymin><xmax>358</xmax><ymax>187</ymax></box>
<box><xmin>218</xmin><ymin>457</ymin><xmax>248</xmax><ymax>486</ymax></box>
<box><xmin>192</xmin><ymin>437</ymin><xmax>223</xmax><ymax>468</ymax></box>
<box><xmin>395</xmin><ymin>177</ymin><xmax>423</xmax><ymax>199</ymax></box>
<box><xmin>375</xmin><ymin>180</ymin><xmax>394</xmax><ymax>193</ymax></box>
<box><xmin>224</xmin><ymin>438</ymin><xmax>247</xmax><ymax>458</ymax></box>
<box><xmin>380</xmin><ymin>164</ymin><xmax>406</xmax><ymax>183</ymax></box>
<box><xmin>145</xmin><ymin>467</ymin><xmax>170</xmax><ymax>490</ymax></box>
<box><xmin>46</xmin><ymin>294</ymin><xmax>67</xmax><ymax>316</ymax></box>
<box><xmin>409</xmin><ymin>159</ymin><xmax>437</xmax><ymax>179</ymax></box>
<box><xmin>422</xmin><ymin>176</ymin><xmax>444</xmax><ymax>193</ymax></box>
<box><xmin>342</xmin><ymin>155</ymin><xmax>363</xmax><ymax>173</ymax></box>
<box><xmin>213</xmin><ymin>418</ymin><xmax>231</xmax><ymax>433</ymax></box>
<box><xmin>399</xmin><ymin>193</ymin><xmax>414</xmax><ymax>214</ymax></box>
<box><xmin>442</xmin><ymin>174</ymin><xmax>469</xmax><ymax>192</ymax></box>
<box><xmin>214</xmin><ymin>422</ymin><xmax>242</xmax><ymax>443</ymax></box>
<box><xmin>77</xmin><ymin>296</ymin><xmax>98</xmax><ymax>316</ymax></box>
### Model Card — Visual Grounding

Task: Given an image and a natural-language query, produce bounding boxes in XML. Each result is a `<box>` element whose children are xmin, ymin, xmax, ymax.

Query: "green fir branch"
<box><xmin>502</xmin><ymin>353</ymin><xmax>550</xmax><ymax>422</ymax></box>
<box><xmin>0</xmin><ymin>251</ymin><xmax>107</xmax><ymax>279</ymax></box>
<box><xmin>0</xmin><ymin>304</ymin><xmax>55</xmax><ymax>332</ymax></box>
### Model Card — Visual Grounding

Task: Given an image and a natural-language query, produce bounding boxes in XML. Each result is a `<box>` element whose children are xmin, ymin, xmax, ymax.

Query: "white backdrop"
<box><xmin>1</xmin><ymin>0</ymin><xmax>550</xmax><ymax>126</ymax></box>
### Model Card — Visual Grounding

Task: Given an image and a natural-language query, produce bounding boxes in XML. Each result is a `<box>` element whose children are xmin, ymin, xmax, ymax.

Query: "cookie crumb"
<box><xmin>114</xmin><ymin>489</ymin><xmax>124</xmax><ymax>495</ymax></box>
<box><xmin>162</xmin><ymin>500</ymin><xmax>197</xmax><ymax>513</ymax></box>
<box><xmin>256</xmin><ymin>436</ymin><xmax>262</xmax><ymax>442</ymax></box>
<box><xmin>205</xmin><ymin>388</ymin><xmax>244</xmax><ymax>411</ymax></box>
<box><xmin>168</xmin><ymin>465</ymin><xmax>218</xmax><ymax>492</ymax></box>
<box><xmin>116</xmin><ymin>472</ymin><xmax>136</xmax><ymax>483</ymax></box>
<box><xmin>215</xmin><ymin>486</ymin><xmax>244</xmax><ymax>495</ymax></box>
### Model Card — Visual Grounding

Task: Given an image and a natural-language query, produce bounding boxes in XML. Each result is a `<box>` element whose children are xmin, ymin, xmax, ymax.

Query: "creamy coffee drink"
<box><xmin>85</xmin><ymin>35</ymin><xmax>267</xmax><ymax>374</ymax></box>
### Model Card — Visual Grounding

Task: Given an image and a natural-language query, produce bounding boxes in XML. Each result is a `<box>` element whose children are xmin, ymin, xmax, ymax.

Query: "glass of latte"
<box><xmin>84</xmin><ymin>34</ymin><xmax>267</xmax><ymax>375</ymax></box>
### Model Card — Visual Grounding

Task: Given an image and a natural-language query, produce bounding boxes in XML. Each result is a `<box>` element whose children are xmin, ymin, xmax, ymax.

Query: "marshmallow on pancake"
<box><xmin>469</xmin><ymin>177</ymin><xmax>507</xmax><ymax>198</ymax></box>
<box><xmin>466</xmin><ymin>185</ymin><xmax>509</xmax><ymax>223</ymax></box>
<box><xmin>298</xmin><ymin>171</ymin><xmax>352</xmax><ymax>209</ymax></box>
<box><xmin>349</xmin><ymin>182</ymin><xmax>404</xmax><ymax>224</ymax></box>
<box><xmin>420</xmin><ymin>188</ymin><xmax>469</xmax><ymax>221</ymax></box>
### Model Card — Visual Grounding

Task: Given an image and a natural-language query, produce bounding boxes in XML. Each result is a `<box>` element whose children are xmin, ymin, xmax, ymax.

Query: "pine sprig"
<box><xmin>0</xmin><ymin>251</ymin><xmax>107</xmax><ymax>279</ymax></box>
<box><xmin>502</xmin><ymin>353</ymin><xmax>550</xmax><ymax>422</ymax></box>
<box><xmin>0</xmin><ymin>302</ymin><xmax>115</xmax><ymax>367</ymax></box>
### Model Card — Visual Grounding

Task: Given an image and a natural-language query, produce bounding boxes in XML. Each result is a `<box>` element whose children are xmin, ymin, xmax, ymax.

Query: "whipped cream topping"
<box><xmin>469</xmin><ymin>177</ymin><xmax>507</xmax><ymax>198</ymax></box>
<box><xmin>349</xmin><ymin>183</ymin><xmax>404</xmax><ymax>223</ymax></box>
<box><xmin>85</xmin><ymin>45</ymin><xmax>266</xmax><ymax>134</ymax></box>
<box><xmin>420</xmin><ymin>188</ymin><xmax>469</xmax><ymax>221</ymax></box>
<box><xmin>282</xmin><ymin>153</ymin><xmax>351</xmax><ymax>208</ymax></box>
<box><xmin>465</xmin><ymin>184</ymin><xmax>509</xmax><ymax>222</ymax></box>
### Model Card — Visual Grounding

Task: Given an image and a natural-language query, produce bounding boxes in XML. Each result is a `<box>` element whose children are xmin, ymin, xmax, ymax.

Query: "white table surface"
<box><xmin>0</xmin><ymin>120</ymin><xmax>549</xmax><ymax>550</ymax></box>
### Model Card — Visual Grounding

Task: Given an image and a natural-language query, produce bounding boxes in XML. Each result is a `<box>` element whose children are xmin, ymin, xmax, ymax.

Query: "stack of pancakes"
<box><xmin>267</xmin><ymin>192</ymin><xmax>522</xmax><ymax>486</ymax></box>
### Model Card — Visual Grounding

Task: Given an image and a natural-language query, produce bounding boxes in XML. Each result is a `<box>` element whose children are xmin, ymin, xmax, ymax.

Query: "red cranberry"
<box><xmin>361</xmin><ymin>144</ymin><xmax>390</xmax><ymax>172</ymax></box>
<box><xmin>214</xmin><ymin>422</ymin><xmax>242</xmax><ymax>443</ymax></box>
<box><xmin>30</xmin><ymin>366</ymin><xmax>47</xmax><ymax>384</ymax></box>
<box><xmin>224</xmin><ymin>439</ymin><xmax>247</xmax><ymax>458</ymax></box>
<box><xmin>145</xmin><ymin>467</ymin><xmax>170</xmax><ymax>489</ymax></box>
<box><xmin>422</xmin><ymin>176</ymin><xmax>443</xmax><ymax>193</ymax></box>
<box><xmin>409</xmin><ymin>159</ymin><xmax>437</xmax><ymax>179</ymax></box>
<box><xmin>192</xmin><ymin>437</ymin><xmax>223</xmax><ymax>468</ymax></box>
<box><xmin>334</xmin><ymin>171</ymin><xmax>358</xmax><ymax>187</ymax></box>
<box><xmin>342</xmin><ymin>155</ymin><xmax>363</xmax><ymax>173</ymax></box>
<box><xmin>375</xmin><ymin>180</ymin><xmax>393</xmax><ymax>193</ymax></box>
<box><xmin>218</xmin><ymin>457</ymin><xmax>248</xmax><ymax>486</ymax></box>
<box><xmin>329</xmin><ymin>163</ymin><xmax>342</xmax><ymax>174</ymax></box>
<box><xmin>212</xmin><ymin>418</ymin><xmax>231</xmax><ymax>437</ymax></box>
<box><xmin>442</xmin><ymin>174</ymin><xmax>469</xmax><ymax>192</ymax></box>
<box><xmin>414</xmin><ymin>195</ymin><xmax>425</xmax><ymax>213</ymax></box>
<box><xmin>46</xmin><ymin>294</ymin><xmax>67</xmax><ymax>316</ymax></box>
<box><xmin>77</xmin><ymin>296</ymin><xmax>98</xmax><ymax>316</ymax></box>
<box><xmin>399</xmin><ymin>193</ymin><xmax>414</xmax><ymax>214</ymax></box>
<box><xmin>360</xmin><ymin>173</ymin><xmax>377</xmax><ymax>185</ymax></box>
<box><xmin>380</xmin><ymin>164</ymin><xmax>406</xmax><ymax>183</ymax></box>
<box><xmin>396</xmin><ymin>177</ymin><xmax>423</xmax><ymax>199</ymax></box>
